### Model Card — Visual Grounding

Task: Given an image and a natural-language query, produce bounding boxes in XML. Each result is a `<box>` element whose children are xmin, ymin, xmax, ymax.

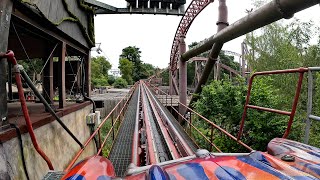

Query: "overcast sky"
<box><xmin>93</xmin><ymin>0</ymin><xmax>320</xmax><ymax>69</ymax></box>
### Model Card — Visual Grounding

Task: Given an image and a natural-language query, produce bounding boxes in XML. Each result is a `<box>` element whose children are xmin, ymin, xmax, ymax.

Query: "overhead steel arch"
<box><xmin>169</xmin><ymin>0</ymin><xmax>213</xmax><ymax>71</ymax></box>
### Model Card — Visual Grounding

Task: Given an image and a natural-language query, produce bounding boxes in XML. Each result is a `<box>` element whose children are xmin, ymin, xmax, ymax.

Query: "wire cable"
<box><xmin>10</xmin><ymin>124</ymin><xmax>30</xmax><ymax>180</ymax></box>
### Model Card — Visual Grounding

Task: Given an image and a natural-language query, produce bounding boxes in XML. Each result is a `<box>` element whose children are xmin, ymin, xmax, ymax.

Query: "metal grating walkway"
<box><xmin>108</xmin><ymin>88</ymin><xmax>139</xmax><ymax>177</ymax></box>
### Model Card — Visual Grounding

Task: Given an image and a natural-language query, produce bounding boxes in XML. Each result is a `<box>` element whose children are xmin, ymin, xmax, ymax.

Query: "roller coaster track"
<box><xmin>170</xmin><ymin>0</ymin><xmax>213</xmax><ymax>71</ymax></box>
<box><xmin>108</xmin><ymin>81</ymin><xmax>196</xmax><ymax>176</ymax></box>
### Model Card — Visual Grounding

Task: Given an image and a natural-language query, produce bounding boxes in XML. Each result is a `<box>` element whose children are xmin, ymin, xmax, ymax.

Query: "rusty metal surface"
<box><xmin>169</xmin><ymin>0</ymin><xmax>212</xmax><ymax>71</ymax></box>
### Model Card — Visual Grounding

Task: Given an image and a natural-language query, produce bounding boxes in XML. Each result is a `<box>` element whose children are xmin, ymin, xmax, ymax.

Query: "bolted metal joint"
<box><xmin>274</xmin><ymin>0</ymin><xmax>294</xmax><ymax>19</ymax></box>
<box><xmin>216</xmin><ymin>21</ymin><xmax>229</xmax><ymax>26</ymax></box>
<box><xmin>12</xmin><ymin>65</ymin><xmax>23</xmax><ymax>73</ymax></box>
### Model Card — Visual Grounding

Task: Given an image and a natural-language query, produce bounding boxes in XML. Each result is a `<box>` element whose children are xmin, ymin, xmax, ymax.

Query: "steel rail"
<box><xmin>170</xmin><ymin>0</ymin><xmax>213</xmax><ymax>71</ymax></box>
<box><xmin>148</xmin><ymin>83</ymin><xmax>252</xmax><ymax>151</ymax></box>
<box><xmin>143</xmin><ymin>83</ymin><xmax>181</xmax><ymax>159</ymax></box>
<box><xmin>170</xmin><ymin>105</ymin><xmax>221</xmax><ymax>152</ymax></box>
<box><xmin>96</xmin><ymin>92</ymin><xmax>134</xmax><ymax>155</ymax></box>
<box><xmin>237</xmin><ymin>67</ymin><xmax>308</xmax><ymax>140</ymax></box>
<box><xmin>141</xmin><ymin>85</ymin><xmax>158</xmax><ymax>164</ymax></box>
<box><xmin>65</xmin><ymin>85</ymin><xmax>136</xmax><ymax>172</ymax></box>
<box><xmin>143</xmin><ymin>82</ymin><xmax>195</xmax><ymax>156</ymax></box>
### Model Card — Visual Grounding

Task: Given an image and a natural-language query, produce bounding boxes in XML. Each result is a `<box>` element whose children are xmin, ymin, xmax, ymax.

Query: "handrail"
<box><xmin>147</xmin><ymin>82</ymin><xmax>253</xmax><ymax>152</ymax></box>
<box><xmin>65</xmin><ymin>83</ymin><xmax>137</xmax><ymax>172</ymax></box>
<box><xmin>304</xmin><ymin>67</ymin><xmax>320</xmax><ymax>144</ymax></box>
<box><xmin>237</xmin><ymin>68</ymin><xmax>308</xmax><ymax>140</ymax></box>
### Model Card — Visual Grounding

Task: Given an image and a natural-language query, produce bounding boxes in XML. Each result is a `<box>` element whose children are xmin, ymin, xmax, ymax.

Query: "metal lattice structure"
<box><xmin>169</xmin><ymin>0</ymin><xmax>213</xmax><ymax>71</ymax></box>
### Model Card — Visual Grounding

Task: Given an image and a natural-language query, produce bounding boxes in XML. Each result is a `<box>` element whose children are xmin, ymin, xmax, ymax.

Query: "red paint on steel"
<box><xmin>147</xmin><ymin>83</ymin><xmax>252</xmax><ymax>151</ymax></box>
<box><xmin>143</xmin><ymin>83</ymin><xmax>181</xmax><ymax>159</ymax></box>
<box><xmin>65</xmin><ymin>85</ymin><xmax>136</xmax><ymax>172</ymax></box>
<box><xmin>170</xmin><ymin>0</ymin><xmax>213</xmax><ymax>71</ymax></box>
<box><xmin>237</xmin><ymin>68</ymin><xmax>308</xmax><ymax>141</ymax></box>
<box><xmin>4</xmin><ymin>51</ymin><xmax>54</xmax><ymax>170</ymax></box>
<box><xmin>171</xmin><ymin>106</ymin><xmax>220</xmax><ymax>152</ymax></box>
<box><xmin>283</xmin><ymin>71</ymin><xmax>305</xmax><ymax>138</ymax></box>
<box><xmin>141</xmin><ymin>84</ymin><xmax>157</xmax><ymax>164</ymax></box>
<box><xmin>246</xmin><ymin>105</ymin><xmax>291</xmax><ymax>116</ymax></box>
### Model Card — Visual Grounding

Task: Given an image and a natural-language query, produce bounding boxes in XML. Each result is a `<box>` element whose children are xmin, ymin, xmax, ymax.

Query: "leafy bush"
<box><xmin>108</xmin><ymin>75</ymin><xmax>115</xmax><ymax>85</ymax></box>
<box><xmin>113</xmin><ymin>78</ymin><xmax>128</xmax><ymax>88</ymax></box>
<box><xmin>193</xmin><ymin>77</ymin><xmax>302</xmax><ymax>152</ymax></box>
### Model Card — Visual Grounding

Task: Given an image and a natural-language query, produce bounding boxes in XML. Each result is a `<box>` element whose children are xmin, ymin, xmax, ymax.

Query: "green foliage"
<box><xmin>193</xmin><ymin>77</ymin><xmax>301</xmax><ymax>151</ymax></box>
<box><xmin>108</xmin><ymin>75</ymin><xmax>115</xmax><ymax>85</ymax></box>
<box><xmin>119</xmin><ymin>58</ymin><xmax>133</xmax><ymax>85</ymax></box>
<box><xmin>91</xmin><ymin>56</ymin><xmax>112</xmax><ymax>87</ymax></box>
<box><xmin>113</xmin><ymin>78</ymin><xmax>128</xmax><ymax>88</ymax></box>
<box><xmin>161</xmin><ymin>69</ymin><xmax>169</xmax><ymax>86</ymax></box>
<box><xmin>245</xmin><ymin>19</ymin><xmax>320</xmax><ymax>147</ymax></box>
<box><xmin>141</xmin><ymin>63</ymin><xmax>156</xmax><ymax>79</ymax></box>
<box><xmin>120</xmin><ymin>46</ymin><xmax>143</xmax><ymax>82</ymax></box>
<box><xmin>118</xmin><ymin>46</ymin><xmax>156</xmax><ymax>83</ymax></box>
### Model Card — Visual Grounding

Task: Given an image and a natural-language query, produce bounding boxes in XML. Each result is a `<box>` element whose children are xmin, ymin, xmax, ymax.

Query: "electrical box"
<box><xmin>86</xmin><ymin>113</ymin><xmax>96</xmax><ymax>125</ymax></box>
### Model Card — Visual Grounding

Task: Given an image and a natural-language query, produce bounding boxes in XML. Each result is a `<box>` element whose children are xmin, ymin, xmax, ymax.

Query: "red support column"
<box><xmin>58</xmin><ymin>42</ymin><xmax>66</xmax><ymax>108</ymax></box>
<box><xmin>179</xmin><ymin>36</ymin><xmax>187</xmax><ymax>123</ymax></box>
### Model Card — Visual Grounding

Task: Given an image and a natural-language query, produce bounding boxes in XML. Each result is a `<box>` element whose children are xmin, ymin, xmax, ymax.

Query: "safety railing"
<box><xmin>237</xmin><ymin>68</ymin><xmax>308</xmax><ymax>140</ymax></box>
<box><xmin>65</xmin><ymin>83</ymin><xmax>137</xmax><ymax>172</ymax></box>
<box><xmin>304</xmin><ymin>67</ymin><xmax>320</xmax><ymax>144</ymax></box>
<box><xmin>147</xmin><ymin>83</ymin><xmax>253</xmax><ymax>153</ymax></box>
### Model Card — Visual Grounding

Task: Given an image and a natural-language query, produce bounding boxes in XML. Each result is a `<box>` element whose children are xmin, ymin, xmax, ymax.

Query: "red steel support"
<box><xmin>179</xmin><ymin>36</ymin><xmax>187</xmax><ymax>123</ymax></box>
<box><xmin>2</xmin><ymin>51</ymin><xmax>54</xmax><ymax>170</ymax></box>
<box><xmin>237</xmin><ymin>68</ymin><xmax>308</xmax><ymax>140</ymax></box>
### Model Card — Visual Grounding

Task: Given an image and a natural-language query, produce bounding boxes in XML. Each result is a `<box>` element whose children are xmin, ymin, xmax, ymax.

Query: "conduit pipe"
<box><xmin>181</xmin><ymin>0</ymin><xmax>320</xmax><ymax>61</ymax></box>
<box><xmin>2</xmin><ymin>51</ymin><xmax>54</xmax><ymax>170</ymax></box>
<box><xmin>190</xmin><ymin>0</ymin><xmax>228</xmax><ymax>105</ymax></box>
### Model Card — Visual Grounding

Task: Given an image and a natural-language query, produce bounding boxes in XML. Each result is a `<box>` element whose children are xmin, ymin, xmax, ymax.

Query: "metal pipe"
<box><xmin>4</xmin><ymin>51</ymin><xmax>54</xmax><ymax>170</ymax></box>
<box><xmin>181</xmin><ymin>0</ymin><xmax>320</xmax><ymax>61</ymax></box>
<box><xmin>309</xmin><ymin>115</ymin><xmax>320</xmax><ymax>122</ymax></box>
<box><xmin>246</xmin><ymin>105</ymin><xmax>291</xmax><ymax>116</ymax></box>
<box><xmin>189</xmin><ymin>0</ymin><xmax>228</xmax><ymax>105</ymax></box>
<box><xmin>19</xmin><ymin>67</ymin><xmax>84</xmax><ymax>148</ymax></box>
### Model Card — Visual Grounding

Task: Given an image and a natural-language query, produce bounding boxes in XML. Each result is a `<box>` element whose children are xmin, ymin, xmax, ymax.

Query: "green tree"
<box><xmin>141</xmin><ymin>63</ymin><xmax>156</xmax><ymax>79</ymax></box>
<box><xmin>118</xmin><ymin>58</ymin><xmax>133</xmax><ymax>85</ymax></box>
<box><xmin>120</xmin><ymin>46</ymin><xmax>143</xmax><ymax>82</ymax></box>
<box><xmin>113</xmin><ymin>78</ymin><xmax>128</xmax><ymax>88</ymax></box>
<box><xmin>160</xmin><ymin>69</ymin><xmax>169</xmax><ymax>86</ymax></box>
<box><xmin>245</xmin><ymin>19</ymin><xmax>320</xmax><ymax>146</ymax></box>
<box><xmin>91</xmin><ymin>56</ymin><xmax>112</xmax><ymax>87</ymax></box>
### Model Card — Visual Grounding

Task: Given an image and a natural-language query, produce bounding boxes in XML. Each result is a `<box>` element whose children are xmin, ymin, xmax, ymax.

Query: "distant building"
<box><xmin>109</xmin><ymin>69</ymin><xmax>121</xmax><ymax>78</ymax></box>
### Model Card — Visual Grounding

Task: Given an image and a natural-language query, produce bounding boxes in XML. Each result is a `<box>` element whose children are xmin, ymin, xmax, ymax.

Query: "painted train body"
<box><xmin>62</xmin><ymin>138</ymin><xmax>320</xmax><ymax>180</ymax></box>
